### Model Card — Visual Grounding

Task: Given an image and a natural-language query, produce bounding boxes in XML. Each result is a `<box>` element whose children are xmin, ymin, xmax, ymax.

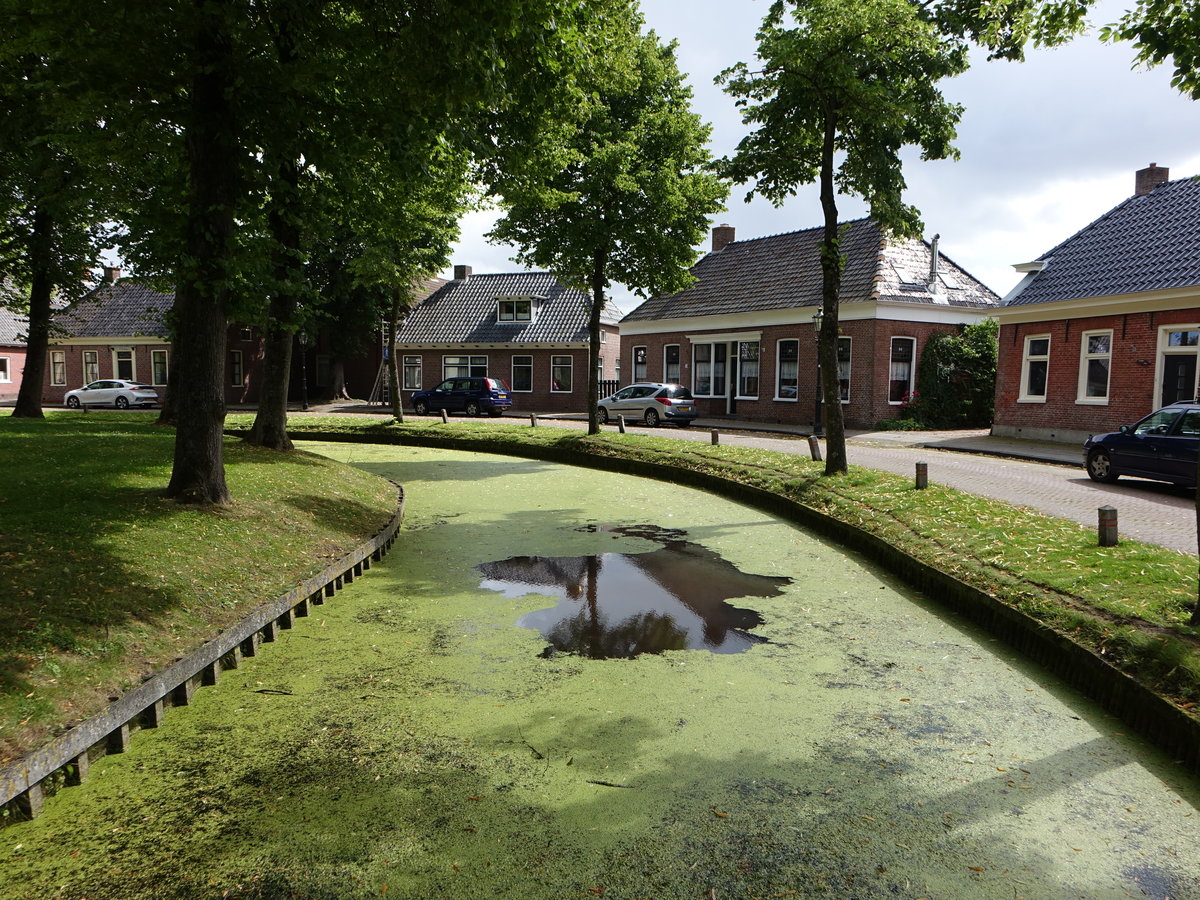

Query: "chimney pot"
<box><xmin>1135</xmin><ymin>162</ymin><xmax>1169</xmax><ymax>196</ymax></box>
<box><xmin>102</xmin><ymin>266</ymin><xmax>121</xmax><ymax>283</ymax></box>
<box><xmin>453</xmin><ymin>264</ymin><xmax>472</xmax><ymax>281</ymax></box>
<box><xmin>711</xmin><ymin>224</ymin><xmax>735</xmax><ymax>253</ymax></box>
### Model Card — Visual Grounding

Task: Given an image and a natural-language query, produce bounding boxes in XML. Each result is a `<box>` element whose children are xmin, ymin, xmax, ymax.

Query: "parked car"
<box><xmin>1083</xmin><ymin>401</ymin><xmax>1200</xmax><ymax>487</ymax></box>
<box><xmin>598</xmin><ymin>382</ymin><xmax>696</xmax><ymax>427</ymax></box>
<box><xmin>64</xmin><ymin>379</ymin><xmax>159</xmax><ymax>409</ymax></box>
<box><xmin>411</xmin><ymin>376</ymin><xmax>512</xmax><ymax>417</ymax></box>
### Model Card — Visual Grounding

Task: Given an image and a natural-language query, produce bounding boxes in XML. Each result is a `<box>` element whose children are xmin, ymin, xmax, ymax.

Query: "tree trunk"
<box><xmin>11</xmin><ymin>206</ymin><xmax>53</xmax><ymax>419</ymax></box>
<box><xmin>817</xmin><ymin>113</ymin><xmax>848</xmax><ymax>476</ymax></box>
<box><xmin>386</xmin><ymin>290</ymin><xmax>404</xmax><ymax>422</ymax></box>
<box><xmin>155</xmin><ymin>341</ymin><xmax>179</xmax><ymax>426</ymax></box>
<box><xmin>164</xmin><ymin>0</ymin><xmax>238</xmax><ymax>506</ymax></box>
<box><xmin>244</xmin><ymin>159</ymin><xmax>302</xmax><ymax>452</ymax></box>
<box><xmin>587</xmin><ymin>252</ymin><xmax>606</xmax><ymax>436</ymax></box>
<box><xmin>329</xmin><ymin>358</ymin><xmax>352</xmax><ymax>400</ymax></box>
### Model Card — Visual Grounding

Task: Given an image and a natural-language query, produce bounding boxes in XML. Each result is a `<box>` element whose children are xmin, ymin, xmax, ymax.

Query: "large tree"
<box><xmin>489</xmin><ymin>24</ymin><xmax>728</xmax><ymax>435</ymax></box>
<box><xmin>720</xmin><ymin>0</ymin><xmax>968</xmax><ymax>475</ymax></box>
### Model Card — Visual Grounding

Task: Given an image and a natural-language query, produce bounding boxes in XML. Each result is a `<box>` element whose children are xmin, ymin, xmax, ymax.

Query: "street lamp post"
<box><xmin>812</xmin><ymin>307</ymin><xmax>824</xmax><ymax>437</ymax></box>
<box><xmin>299</xmin><ymin>332</ymin><xmax>309</xmax><ymax>411</ymax></box>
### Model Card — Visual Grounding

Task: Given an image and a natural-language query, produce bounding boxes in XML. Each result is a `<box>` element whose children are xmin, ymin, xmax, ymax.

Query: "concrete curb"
<box><xmin>1</xmin><ymin>485</ymin><xmax>406</xmax><ymax>820</ymax></box>
<box><xmin>283</xmin><ymin>429</ymin><xmax>1200</xmax><ymax>773</ymax></box>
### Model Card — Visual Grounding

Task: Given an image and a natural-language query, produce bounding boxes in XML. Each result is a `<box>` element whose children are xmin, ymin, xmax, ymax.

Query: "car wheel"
<box><xmin>465</xmin><ymin>400</ymin><xmax>481</xmax><ymax>417</ymax></box>
<box><xmin>675</xmin><ymin>420</ymin><xmax>691</xmax><ymax>428</ymax></box>
<box><xmin>1086</xmin><ymin>448</ymin><xmax>1120</xmax><ymax>483</ymax></box>
<box><xmin>66</xmin><ymin>396</ymin><xmax>81</xmax><ymax>409</ymax></box>
<box><xmin>115</xmin><ymin>396</ymin><xmax>129</xmax><ymax>409</ymax></box>
<box><xmin>488</xmin><ymin>408</ymin><xmax>503</xmax><ymax>417</ymax></box>
<box><xmin>643</xmin><ymin>408</ymin><xmax>660</xmax><ymax>427</ymax></box>
<box><xmin>598</xmin><ymin>407</ymin><xmax>609</xmax><ymax>425</ymax></box>
<box><xmin>414</xmin><ymin>399</ymin><xmax>429</xmax><ymax>415</ymax></box>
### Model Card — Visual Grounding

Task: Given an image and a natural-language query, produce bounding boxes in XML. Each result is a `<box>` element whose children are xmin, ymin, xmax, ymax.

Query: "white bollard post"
<box><xmin>1098</xmin><ymin>505</ymin><xmax>1118</xmax><ymax>546</ymax></box>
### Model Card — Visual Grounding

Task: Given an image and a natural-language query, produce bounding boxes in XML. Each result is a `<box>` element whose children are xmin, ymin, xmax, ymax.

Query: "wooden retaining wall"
<box><xmin>0</xmin><ymin>486</ymin><xmax>405</xmax><ymax>820</ymax></box>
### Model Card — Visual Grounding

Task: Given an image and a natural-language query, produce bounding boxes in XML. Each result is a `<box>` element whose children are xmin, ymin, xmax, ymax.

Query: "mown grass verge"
<box><xmin>226</xmin><ymin>413</ymin><xmax>1200</xmax><ymax>722</ymax></box>
<box><xmin>0</xmin><ymin>412</ymin><xmax>397</xmax><ymax>766</ymax></box>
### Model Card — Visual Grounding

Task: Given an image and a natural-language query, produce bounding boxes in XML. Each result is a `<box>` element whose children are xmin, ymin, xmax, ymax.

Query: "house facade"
<box><xmin>393</xmin><ymin>266</ymin><xmax>622</xmax><ymax>413</ymax></box>
<box><xmin>619</xmin><ymin>222</ymin><xmax>1000</xmax><ymax>430</ymax></box>
<box><xmin>993</xmin><ymin>164</ymin><xmax>1200</xmax><ymax>443</ymax></box>
<box><xmin>0</xmin><ymin>306</ymin><xmax>27</xmax><ymax>403</ymax></box>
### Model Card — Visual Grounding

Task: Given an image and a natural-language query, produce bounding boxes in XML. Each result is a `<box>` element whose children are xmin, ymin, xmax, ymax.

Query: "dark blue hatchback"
<box><xmin>1083</xmin><ymin>401</ymin><xmax>1200</xmax><ymax>487</ymax></box>
<box><xmin>411</xmin><ymin>376</ymin><xmax>512</xmax><ymax>418</ymax></box>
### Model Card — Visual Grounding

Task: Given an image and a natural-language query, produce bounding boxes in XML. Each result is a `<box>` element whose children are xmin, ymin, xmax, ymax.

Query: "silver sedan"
<box><xmin>64</xmin><ymin>380</ymin><xmax>159</xmax><ymax>409</ymax></box>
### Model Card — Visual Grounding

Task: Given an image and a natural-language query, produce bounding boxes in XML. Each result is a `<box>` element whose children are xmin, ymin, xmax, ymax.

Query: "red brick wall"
<box><xmin>0</xmin><ymin>346</ymin><xmax>26</xmax><ymax>401</ymax></box>
<box><xmin>621</xmin><ymin>319</ymin><xmax>969</xmax><ymax>429</ymax></box>
<box><xmin>994</xmin><ymin>310</ymin><xmax>1200</xmax><ymax>440</ymax></box>
<box><xmin>42</xmin><ymin>342</ymin><xmax>172</xmax><ymax>405</ymax></box>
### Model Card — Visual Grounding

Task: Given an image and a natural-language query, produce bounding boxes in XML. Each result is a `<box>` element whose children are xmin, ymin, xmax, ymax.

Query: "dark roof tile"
<box><xmin>58</xmin><ymin>281</ymin><xmax>173</xmax><ymax>338</ymax></box>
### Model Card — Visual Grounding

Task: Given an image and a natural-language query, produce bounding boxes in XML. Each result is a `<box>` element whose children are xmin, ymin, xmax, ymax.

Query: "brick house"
<box><xmin>393</xmin><ymin>266</ymin><xmax>622</xmax><ymax>413</ymax></box>
<box><xmin>619</xmin><ymin>221</ymin><xmax>999</xmax><ymax>430</ymax></box>
<box><xmin>0</xmin><ymin>306</ymin><xmax>28</xmax><ymax>403</ymax></box>
<box><xmin>993</xmin><ymin>164</ymin><xmax>1200</xmax><ymax>443</ymax></box>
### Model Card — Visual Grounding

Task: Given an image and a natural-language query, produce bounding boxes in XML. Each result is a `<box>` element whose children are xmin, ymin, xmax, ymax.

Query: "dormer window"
<box><xmin>497</xmin><ymin>297</ymin><xmax>533</xmax><ymax>323</ymax></box>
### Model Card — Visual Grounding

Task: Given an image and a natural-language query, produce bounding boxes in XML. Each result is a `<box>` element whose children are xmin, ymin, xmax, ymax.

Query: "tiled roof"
<box><xmin>58</xmin><ymin>281</ymin><xmax>173</xmax><ymax>338</ymax></box>
<box><xmin>1006</xmin><ymin>176</ymin><xmax>1200</xmax><ymax>307</ymax></box>
<box><xmin>623</xmin><ymin>219</ymin><xmax>998</xmax><ymax>322</ymax></box>
<box><xmin>0</xmin><ymin>306</ymin><xmax>27</xmax><ymax>345</ymax></box>
<box><xmin>396</xmin><ymin>272</ymin><xmax>621</xmax><ymax>344</ymax></box>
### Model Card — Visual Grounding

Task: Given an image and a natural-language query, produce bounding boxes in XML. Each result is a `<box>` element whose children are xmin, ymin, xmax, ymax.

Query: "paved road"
<box><xmin>540</xmin><ymin>417</ymin><xmax>1198</xmax><ymax>554</ymax></box>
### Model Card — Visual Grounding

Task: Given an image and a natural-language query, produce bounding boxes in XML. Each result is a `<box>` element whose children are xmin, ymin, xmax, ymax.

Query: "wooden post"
<box><xmin>106</xmin><ymin>722</ymin><xmax>130</xmax><ymax>754</ymax></box>
<box><xmin>915</xmin><ymin>462</ymin><xmax>928</xmax><ymax>489</ymax></box>
<box><xmin>142</xmin><ymin>698</ymin><xmax>165</xmax><ymax>728</ymax></box>
<box><xmin>807</xmin><ymin>435</ymin><xmax>822</xmax><ymax>461</ymax></box>
<box><xmin>530</xmin><ymin>414</ymin><xmax>538</xmax><ymax>427</ymax></box>
<box><xmin>618</xmin><ymin>416</ymin><xmax>626</xmax><ymax>434</ymax></box>
<box><xmin>15</xmin><ymin>782</ymin><xmax>43</xmax><ymax>819</ymax></box>
<box><xmin>440</xmin><ymin>409</ymin><xmax>448</xmax><ymax>424</ymax></box>
<box><xmin>710</xmin><ymin>429</ymin><xmax>719</xmax><ymax>445</ymax></box>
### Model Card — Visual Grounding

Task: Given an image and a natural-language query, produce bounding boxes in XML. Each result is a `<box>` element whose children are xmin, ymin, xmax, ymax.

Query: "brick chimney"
<box><xmin>1135</xmin><ymin>162</ymin><xmax>1169</xmax><ymax>197</ymax></box>
<box><xmin>453</xmin><ymin>264</ymin><xmax>472</xmax><ymax>281</ymax></box>
<box><xmin>102</xmin><ymin>265</ymin><xmax>122</xmax><ymax>283</ymax></box>
<box><xmin>711</xmin><ymin>224</ymin><xmax>735</xmax><ymax>253</ymax></box>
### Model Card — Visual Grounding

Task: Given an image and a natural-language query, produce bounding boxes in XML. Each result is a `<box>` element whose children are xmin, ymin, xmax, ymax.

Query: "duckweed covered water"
<box><xmin>2</xmin><ymin>444</ymin><xmax>1198</xmax><ymax>899</ymax></box>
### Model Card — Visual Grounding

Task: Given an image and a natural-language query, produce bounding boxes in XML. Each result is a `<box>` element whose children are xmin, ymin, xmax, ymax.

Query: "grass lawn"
<box><xmin>2</xmin><ymin>410</ymin><xmax>1197</xmax><ymax>778</ymax></box>
<box><xmin>0</xmin><ymin>412</ymin><xmax>397</xmax><ymax>766</ymax></box>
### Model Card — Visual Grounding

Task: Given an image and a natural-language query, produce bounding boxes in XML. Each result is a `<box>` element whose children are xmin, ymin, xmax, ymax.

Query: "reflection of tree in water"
<box><xmin>477</xmin><ymin>525</ymin><xmax>789</xmax><ymax>659</ymax></box>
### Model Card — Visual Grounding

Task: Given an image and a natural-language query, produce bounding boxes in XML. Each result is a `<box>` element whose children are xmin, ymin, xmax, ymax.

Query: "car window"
<box><xmin>1134</xmin><ymin>409</ymin><xmax>1183</xmax><ymax>435</ymax></box>
<box><xmin>612</xmin><ymin>387</ymin><xmax>635</xmax><ymax>400</ymax></box>
<box><xmin>433</xmin><ymin>380</ymin><xmax>452</xmax><ymax>391</ymax></box>
<box><xmin>664</xmin><ymin>386</ymin><xmax>693</xmax><ymax>400</ymax></box>
<box><xmin>1178</xmin><ymin>410</ymin><xmax>1200</xmax><ymax>436</ymax></box>
<box><xmin>633</xmin><ymin>386</ymin><xmax>657</xmax><ymax>399</ymax></box>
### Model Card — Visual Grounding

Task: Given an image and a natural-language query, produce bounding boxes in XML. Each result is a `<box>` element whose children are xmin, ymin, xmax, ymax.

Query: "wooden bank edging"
<box><xmin>1</xmin><ymin>485</ymin><xmax>406</xmax><ymax>820</ymax></box>
<box><xmin>284</xmin><ymin>429</ymin><xmax>1200</xmax><ymax>773</ymax></box>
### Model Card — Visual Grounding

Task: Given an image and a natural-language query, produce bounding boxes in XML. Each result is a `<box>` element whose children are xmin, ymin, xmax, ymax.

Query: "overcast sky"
<box><xmin>445</xmin><ymin>0</ymin><xmax>1200</xmax><ymax>310</ymax></box>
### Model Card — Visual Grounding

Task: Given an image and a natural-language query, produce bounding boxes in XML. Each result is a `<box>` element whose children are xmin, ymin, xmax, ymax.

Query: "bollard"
<box><xmin>530</xmin><ymin>413</ymin><xmax>538</xmax><ymax>427</ymax></box>
<box><xmin>915</xmin><ymin>461</ymin><xmax>928</xmax><ymax>490</ymax></box>
<box><xmin>1098</xmin><ymin>505</ymin><xmax>1118</xmax><ymax>546</ymax></box>
<box><xmin>807</xmin><ymin>435</ymin><xmax>822</xmax><ymax>461</ymax></box>
<box><xmin>440</xmin><ymin>409</ymin><xmax>448</xmax><ymax>424</ymax></box>
<box><xmin>711</xmin><ymin>429</ymin><xmax>719</xmax><ymax>445</ymax></box>
<box><xmin>618</xmin><ymin>415</ymin><xmax>626</xmax><ymax>434</ymax></box>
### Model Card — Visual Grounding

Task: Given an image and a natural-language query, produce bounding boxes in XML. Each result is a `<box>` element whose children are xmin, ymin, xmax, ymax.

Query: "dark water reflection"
<box><xmin>476</xmin><ymin>525</ymin><xmax>790</xmax><ymax>659</ymax></box>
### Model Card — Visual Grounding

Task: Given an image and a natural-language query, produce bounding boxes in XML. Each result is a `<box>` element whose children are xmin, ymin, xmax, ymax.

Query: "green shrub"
<box><xmin>906</xmin><ymin>318</ymin><xmax>998</xmax><ymax>428</ymax></box>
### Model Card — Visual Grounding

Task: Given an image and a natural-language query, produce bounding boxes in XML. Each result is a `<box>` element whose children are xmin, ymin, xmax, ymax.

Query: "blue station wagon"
<box><xmin>411</xmin><ymin>377</ymin><xmax>512</xmax><ymax>417</ymax></box>
<box><xmin>1083</xmin><ymin>401</ymin><xmax>1200</xmax><ymax>487</ymax></box>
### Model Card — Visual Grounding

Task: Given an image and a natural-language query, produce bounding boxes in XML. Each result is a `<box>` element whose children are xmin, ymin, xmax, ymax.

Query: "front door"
<box><xmin>1161</xmin><ymin>355</ymin><xmax>1197</xmax><ymax>406</ymax></box>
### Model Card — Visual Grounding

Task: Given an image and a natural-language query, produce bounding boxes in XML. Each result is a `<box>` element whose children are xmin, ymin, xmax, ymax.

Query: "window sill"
<box><xmin>1016</xmin><ymin>397</ymin><xmax>1048</xmax><ymax>404</ymax></box>
<box><xmin>1075</xmin><ymin>397</ymin><xmax>1110</xmax><ymax>406</ymax></box>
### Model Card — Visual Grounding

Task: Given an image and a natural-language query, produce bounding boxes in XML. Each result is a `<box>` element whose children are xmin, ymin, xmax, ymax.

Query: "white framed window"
<box><xmin>837</xmin><ymin>336</ymin><xmax>852</xmax><ymax>403</ymax></box>
<box><xmin>113</xmin><ymin>348</ymin><xmax>134</xmax><ymax>381</ymax></box>
<box><xmin>551</xmin><ymin>355</ymin><xmax>573</xmax><ymax>392</ymax></box>
<box><xmin>230</xmin><ymin>350</ymin><xmax>244</xmax><ymax>387</ymax></box>
<box><xmin>737</xmin><ymin>341</ymin><xmax>759</xmax><ymax>398</ymax></box>
<box><xmin>51</xmin><ymin>351</ymin><xmax>66</xmax><ymax>386</ymax></box>
<box><xmin>151</xmin><ymin>349</ymin><xmax>169</xmax><ymax>386</ymax></box>
<box><xmin>497</xmin><ymin>298</ymin><xmax>532</xmax><ymax>322</ymax></box>
<box><xmin>776</xmin><ymin>340</ymin><xmax>798</xmax><ymax>400</ymax></box>
<box><xmin>633</xmin><ymin>346</ymin><xmax>648</xmax><ymax>382</ymax></box>
<box><xmin>663</xmin><ymin>344</ymin><xmax>680</xmax><ymax>384</ymax></box>
<box><xmin>511</xmin><ymin>355</ymin><xmax>533</xmax><ymax>392</ymax></box>
<box><xmin>0</xmin><ymin>357</ymin><xmax>9</xmax><ymax>382</ymax></box>
<box><xmin>82</xmin><ymin>350</ymin><xmax>99</xmax><ymax>384</ymax></box>
<box><xmin>692</xmin><ymin>342</ymin><xmax>727</xmax><ymax>397</ymax></box>
<box><xmin>1077</xmin><ymin>330</ymin><xmax>1111</xmax><ymax>403</ymax></box>
<box><xmin>1019</xmin><ymin>334</ymin><xmax>1050</xmax><ymax>403</ymax></box>
<box><xmin>402</xmin><ymin>355</ymin><xmax>422</xmax><ymax>390</ymax></box>
<box><xmin>444</xmin><ymin>355</ymin><xmax>487</xmax><ymax>379</ymax></box>
<box><xmin>888</xmin><ymin>337</ymin><xmax>916</xmax><ymax>403</ymax></box>
<box><xmin>600</xmin><ymin>329</ymin><xmax>607</xmax><ymax>344</ymax></box>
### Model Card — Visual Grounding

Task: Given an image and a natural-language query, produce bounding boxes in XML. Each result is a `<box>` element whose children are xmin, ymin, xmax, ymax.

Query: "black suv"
<box><xmin>411</xmin><ymin>377</ymin><xmax>513</xmax><ymax>417</ymax></box>
<box><xmin>1083</xmin><ymin>401</ymin><xmax>1200</xmax><ymax>487</ymax></box>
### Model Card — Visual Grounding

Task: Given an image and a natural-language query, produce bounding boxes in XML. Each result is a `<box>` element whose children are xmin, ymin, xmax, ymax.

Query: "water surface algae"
<box><xmin>4</xmin><ymin>445</ymin><xmax>1198</xmax><ymax>899</ymax></box>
